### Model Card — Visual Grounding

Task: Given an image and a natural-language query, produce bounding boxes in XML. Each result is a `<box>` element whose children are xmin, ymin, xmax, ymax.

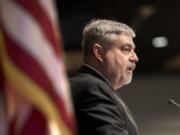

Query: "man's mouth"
<box><xmin>127</xmin><ymin>65</ymin><xmax>135</xmax><ymax>72</ymax></box>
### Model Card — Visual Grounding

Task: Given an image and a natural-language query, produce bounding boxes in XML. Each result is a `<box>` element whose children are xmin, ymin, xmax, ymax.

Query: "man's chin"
<box><xmin>123</xmin><ymin>75</ymin><xmax>132</xmax><ymax>85</ymax></box>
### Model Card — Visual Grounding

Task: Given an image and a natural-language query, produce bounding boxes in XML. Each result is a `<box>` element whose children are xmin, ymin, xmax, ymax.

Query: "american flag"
<box><xmin>0</xmin><ymin>0</ymin><xmax>76</xmax><ymax>135</ymax></box>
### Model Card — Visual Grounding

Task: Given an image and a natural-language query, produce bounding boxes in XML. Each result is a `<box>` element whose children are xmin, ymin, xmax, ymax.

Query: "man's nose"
<box><xmin>130</xmin><ymin>51</ymin><xmax>139</xmax><ymax>63</ymax></box>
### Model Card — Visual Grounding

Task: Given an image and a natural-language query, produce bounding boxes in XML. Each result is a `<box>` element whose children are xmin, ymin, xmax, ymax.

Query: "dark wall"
<box><xmin>119</xmin><ymin>74</ymin><xmax>180</xmax><ymax>135</ymax></box>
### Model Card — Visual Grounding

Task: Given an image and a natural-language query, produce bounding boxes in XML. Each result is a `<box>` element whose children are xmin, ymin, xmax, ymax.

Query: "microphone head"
<box><xmin>168</xmin><ymin>99</ymin><xmax>176</xmax><ymax>105</ymax></box>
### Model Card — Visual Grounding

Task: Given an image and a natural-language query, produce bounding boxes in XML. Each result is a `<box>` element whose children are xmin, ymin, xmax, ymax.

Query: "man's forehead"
<box><xmin>110</xmin><ymin>34</ymin><xmax>135</xmax><ymax>47</ymax></box>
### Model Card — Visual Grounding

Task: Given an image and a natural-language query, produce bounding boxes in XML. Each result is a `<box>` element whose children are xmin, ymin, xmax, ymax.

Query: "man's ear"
<box><xmin>93</xmin><ymin>43</ymin><xmax>104</xmax><ymax>62</ymax></box>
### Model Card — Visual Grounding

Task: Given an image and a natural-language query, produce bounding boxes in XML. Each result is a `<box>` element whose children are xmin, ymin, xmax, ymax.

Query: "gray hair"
<box><xmin>82</xmin><ymin>19</ymin><xmax>135</xmax><ymax>58</ymax></box>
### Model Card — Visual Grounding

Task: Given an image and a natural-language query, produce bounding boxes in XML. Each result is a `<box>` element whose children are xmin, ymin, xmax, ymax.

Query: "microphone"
<box><xmin>168</xmin><ymin>99</ymin><xmax>180</xmax><ymax>108</ymax></box>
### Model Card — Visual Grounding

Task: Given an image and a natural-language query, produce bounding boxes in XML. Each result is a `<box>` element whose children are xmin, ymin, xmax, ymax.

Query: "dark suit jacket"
<box><xmin>70</xmin><ymin>65</ymin><xmax>139</xmax><ymax>135</ymax></box>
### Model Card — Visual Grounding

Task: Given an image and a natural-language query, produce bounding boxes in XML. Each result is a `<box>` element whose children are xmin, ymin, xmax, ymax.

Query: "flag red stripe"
<box><xmin>1</xmin><ymin>27</ymin><xmax>74</xmax><ymax>130</ymax></box>
<box><xmin>0</xmin><ymin>56</ymin><xmax>5</xmax><ymax>91</ymax></box>
<box><xmin>20</xmin><ymin>109</ymin><xmax>47</xmax><ymax>135</ymax></box>
<box><xmin>15</xmin><ymin>0</ymin><xmax>61</xmax><ymax>56</ymax></box>
<box><xmin>0</xmin><ymin>30</ymin><xmax>5</xmax><ymax>91</ymax></box>
<box><xmin>9</xmin><ymin>108</ymin><xmax>47</xmax><ymax>135</ymax></box>
<box><xmin>8</xmin><ymin>112</ymin><xmax>17</xmax><ymax>135</ymax></box>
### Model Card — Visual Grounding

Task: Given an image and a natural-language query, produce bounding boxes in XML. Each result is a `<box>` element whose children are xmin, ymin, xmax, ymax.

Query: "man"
<box><xmin>70</xmin><ymin>19</ymin><xmax>139</xmax><ymax>135</ymax></box>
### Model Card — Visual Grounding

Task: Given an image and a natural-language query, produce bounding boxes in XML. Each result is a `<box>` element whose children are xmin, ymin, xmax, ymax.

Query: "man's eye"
<box><xmin>121</xmin><ymin>48</ymin><xmax>131</xmax><ymax>53</ymax></box>
<box><xmin>123</xmin><ymin>48</ymin><xmax>130</xmax><ymax>51</ymax></box>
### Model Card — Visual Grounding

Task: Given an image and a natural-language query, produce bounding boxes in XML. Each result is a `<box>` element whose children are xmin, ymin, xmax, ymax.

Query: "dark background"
<box><xmin>56</xmin><ymin>1</ymin><xmax>180</xmax><ymax>135</ymax></box>
<box><xmin>56</xmin><ymin>0</ymin><xmax>180</xmax><ymax>74</ymax></box>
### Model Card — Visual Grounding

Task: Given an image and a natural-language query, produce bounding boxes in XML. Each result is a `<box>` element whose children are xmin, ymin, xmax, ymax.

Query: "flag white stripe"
<box><xmin>0</xmin><ymin>0</ymin><xmax>72</xmax><ymax>114</ymax></box>
<box><xmin>39</xmin><ymin>0</ymin><xmax>58</xmax><ymax>25</ymax></box>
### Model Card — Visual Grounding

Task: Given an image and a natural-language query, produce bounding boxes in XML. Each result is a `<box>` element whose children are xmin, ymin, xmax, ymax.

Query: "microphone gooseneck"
<box><xmin>168</xmin><ymin>99</ymin><xmax>180</xmax><ymax>108</ymax></box>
